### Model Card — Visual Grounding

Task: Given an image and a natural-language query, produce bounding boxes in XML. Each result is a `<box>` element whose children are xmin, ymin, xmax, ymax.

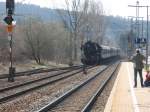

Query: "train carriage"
<box><xmin>81</xmin><ymin>41</ymin><xmax>120</xmax><ymax>65</ymax></box>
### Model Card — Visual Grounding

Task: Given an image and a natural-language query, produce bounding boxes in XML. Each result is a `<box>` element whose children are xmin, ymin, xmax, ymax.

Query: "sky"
<box><xmin>102</xmin><ymin>0</ymin><xmax>150</xmax><ymax>19</ymax></box>
<box><xmin>0</xmin><ymin>0</ymin><xmax>150</xmax><ymax>19</ymax></box>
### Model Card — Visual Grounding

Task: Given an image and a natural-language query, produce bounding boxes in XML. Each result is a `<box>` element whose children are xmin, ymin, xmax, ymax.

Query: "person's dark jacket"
<box><xmin>132</xmin><ymin>53</ymin><xmax>145</xmax><ymax>69</ymax></box>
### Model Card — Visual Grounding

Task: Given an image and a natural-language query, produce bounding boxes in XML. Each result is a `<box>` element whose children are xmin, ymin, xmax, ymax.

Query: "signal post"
<box><xmin>3</xmin><ymin>0</ymin><xmax>15</xmax><ymax>82</ymax></box>
<box><xmin>7</xmin><ymin>25</ymin><xmax>15</xmax><ymax>82</ymax></box>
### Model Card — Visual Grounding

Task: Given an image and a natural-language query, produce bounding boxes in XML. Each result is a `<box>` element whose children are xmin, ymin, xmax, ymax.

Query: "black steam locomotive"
<box><xmin>81</xmin><ymin>41</ymin><xmax>120</xmax><ymax>65</ymax></box>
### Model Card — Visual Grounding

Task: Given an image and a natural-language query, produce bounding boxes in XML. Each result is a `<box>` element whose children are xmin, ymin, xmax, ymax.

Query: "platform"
<box><xmin>104</xmin><ymin>62</ymin><xmax>150</xmax><ymax>112</ymax></box>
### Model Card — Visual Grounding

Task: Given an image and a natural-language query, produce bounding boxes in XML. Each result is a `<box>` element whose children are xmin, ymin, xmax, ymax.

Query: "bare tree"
<box><xmin>22</xmin><ymin>18</ymin><xmax>51</xmax><ymax>64</ymax></box>
<box><xmin>0</xmin><ymin>25</ymin><xmax>9</xmax><ymax>64</ymax></box>
<box><xmin>44</xmin><ymin>22</ymin><xmax>69</xmax><ymax>64</ymax></box>
<box><xmin>56</xmin><ymin>0</ymin><xmax>106</xmax><ymax>65</ymax></box>
<box><xmin>81</xmin><ymin>0</ymin><xmax>106</xmax><ymax>44</ymax></box>
<box><xmin>56</xmin><ymin>0</ymin><xmax>91</xmax><ymax>65</ymax></box>
<box><xmin>20</xmin><ymin>17</ymin><xmax>69</xmax><ymax>65</ymax></box>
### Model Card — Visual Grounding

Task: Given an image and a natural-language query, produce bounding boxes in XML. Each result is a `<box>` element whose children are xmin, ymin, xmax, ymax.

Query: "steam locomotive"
<box><xmin>81</xmin><ymin>41</ymin><xmax>120</xmax><ymax>65</ymax></box>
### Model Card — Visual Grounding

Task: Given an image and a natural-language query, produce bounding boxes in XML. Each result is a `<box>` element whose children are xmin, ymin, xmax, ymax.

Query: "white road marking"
<box><xmin>127</xmin><ymin>63</ymin><xmax>140</xmax><ymax>112</ymax></box>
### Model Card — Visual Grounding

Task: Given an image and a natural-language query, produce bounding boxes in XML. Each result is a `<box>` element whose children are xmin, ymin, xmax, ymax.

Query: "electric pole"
<box><xmin>128</xmin><ymin>1</ymin><xmax>150</xmax><ymax>68</ymax></box>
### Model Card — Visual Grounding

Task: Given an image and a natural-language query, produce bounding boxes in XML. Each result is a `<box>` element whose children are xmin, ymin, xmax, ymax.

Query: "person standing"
<box><xmin>81</xmin><ymin>44</ymin><xmax>87</xmax><ymax>74</ymax></box>
<box><xmin>132</xmin><ymin>49</ymin><xmax>145</xmax><ymax>87</ymax></box>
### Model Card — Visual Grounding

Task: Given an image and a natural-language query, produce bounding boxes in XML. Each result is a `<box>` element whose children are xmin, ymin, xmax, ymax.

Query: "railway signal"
<box><xmin>4</xmin><ymin>0</ymin><xmax>16</xmax><ymax>82</ymax></box>
<box><xmin>3</xmin><ymin>15</ymin><xmax>14</xmax><ymax>25</ymax></box>
<box><xmin>6</xmin><ymin>0</ymin><xmax>15</xmax><ymax>15</ymax></box>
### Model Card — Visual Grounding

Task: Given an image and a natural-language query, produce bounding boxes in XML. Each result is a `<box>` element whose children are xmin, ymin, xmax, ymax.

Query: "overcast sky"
<box><xmin>103</xmin><ymin>0</ymin><xmax>149</xmax><ymax>18</ymax></box>
<box><xmin>0</xmin><ymin>0</ymin><xmax>150</xmax><ymax>19</ymax></box>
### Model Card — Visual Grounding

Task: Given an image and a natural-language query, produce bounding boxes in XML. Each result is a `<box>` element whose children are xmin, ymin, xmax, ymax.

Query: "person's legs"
<box><xmin>134</xmin><ymin>68</ymin><xmax>138</xmax><ymax>87</ymax></box>
<box><xmin>138</xmin><ymin>69</ymin><xmax>144</xmax><ymax>87</ymax></box>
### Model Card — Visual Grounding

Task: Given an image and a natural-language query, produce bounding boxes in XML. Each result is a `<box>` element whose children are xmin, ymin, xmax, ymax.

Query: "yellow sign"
<box><xmin>6</xmin><ymin>25</ymin><xmax>13</xmax><ymax>33</ymax></box>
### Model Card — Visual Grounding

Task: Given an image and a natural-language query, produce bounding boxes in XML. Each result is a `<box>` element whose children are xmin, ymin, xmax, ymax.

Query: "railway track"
<box><xmin>0</xmin><ymin>67</ymin><xmax>81</xmax><ymax>92</ymax></box>
<box><xmin>0</xmin><ymin>65</ymin><xmax>82</xmax><ymax>79</ymax></box>
<box><xmin>0</xmin><ymin>65</ymin><xmax>94</xmax><ymax>103</ymax></box>
<box><xmin>36</xmin><ymin>62</ymin><xmax>120</xmax><ymax>112</ymax></box>
<box><xmin>81</xmin><ymin>63</ymin><xmax>120</xmax><ymax>112</ymax></box>
<box><xmin>0</xmin><ymin>65</ymin><xmax>104</xmax><ymax>112</ymax></box>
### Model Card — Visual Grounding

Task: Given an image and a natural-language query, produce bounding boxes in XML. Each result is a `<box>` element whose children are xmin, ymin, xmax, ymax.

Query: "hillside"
<box><xmin>0</xmin><ymin>2</ymin><xmax>61</xmax><ymax>22</ymax></box>
<box><xmin>0</xmin><ymin>2</ymin><xmax>130</xmax><ymax>42</ymax></box>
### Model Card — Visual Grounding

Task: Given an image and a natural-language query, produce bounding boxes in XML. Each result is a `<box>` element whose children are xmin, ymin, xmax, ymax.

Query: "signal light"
<box><xmin>3</xmin><ymin>16</ymin><xmax>14</xmax><ymax>25</ymax></box>
<box><xmin>7</xmin><ymin>9</ymin><xmax>13</xmax><ymax>15</ymax></box>
<box><xmin>6</xmin><ymin>0</ymin><xmax>15</xmax><ymax>15</ymax></box>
